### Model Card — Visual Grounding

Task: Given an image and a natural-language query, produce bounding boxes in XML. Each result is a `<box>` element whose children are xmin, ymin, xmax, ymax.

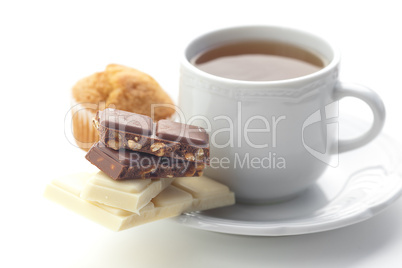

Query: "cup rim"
<box><xmin>181</xmin><ymin>25</ymin><xmax>340</xmax><ymax>87</ymax></box>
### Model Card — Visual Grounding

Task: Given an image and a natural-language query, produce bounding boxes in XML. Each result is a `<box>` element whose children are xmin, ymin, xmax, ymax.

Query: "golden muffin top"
<box><xmin>72</xmin><ymin>64</ymin><xmax>175</xmax><ymax>121</ymax></box>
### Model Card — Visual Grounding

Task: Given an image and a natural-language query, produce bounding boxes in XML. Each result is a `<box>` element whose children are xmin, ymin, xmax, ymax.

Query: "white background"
<box><xmin>1</xmin><ymin>0</ymin><xmax>402</xmax><ymax>267</ymax></box>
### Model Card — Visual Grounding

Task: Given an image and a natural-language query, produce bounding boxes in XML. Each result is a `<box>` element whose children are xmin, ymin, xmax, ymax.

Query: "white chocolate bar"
<box><xmin>44</xmin><ymin>173</ymin><xmax>235</xmax><ymax>231</ymax></box>
<box><xmin>80</xmin><ymin>171</ymin><xmax>174</xmax><ymax>214</ymax></box>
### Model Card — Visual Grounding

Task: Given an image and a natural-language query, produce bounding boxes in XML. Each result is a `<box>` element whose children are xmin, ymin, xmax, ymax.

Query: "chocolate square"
<box><xmin>99</xmin><ymin>109</ymin><xmax>153</xmax><ymax>136</ymax></box>
<box><xmin>156</xmin><ymin>120</ymin><xmax>209</xmax><ymax>146</ymax></box>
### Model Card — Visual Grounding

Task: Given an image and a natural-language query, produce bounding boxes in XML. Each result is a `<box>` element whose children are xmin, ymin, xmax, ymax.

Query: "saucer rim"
<box><xmin>174</xmin><ymin>184</ymin><xmax>402</xmax><ymax>236</ymax></box>
<box><xmin>172</xmin><ymin>125</ymin><xmax>402</xmax><ymax>236</ymax></box>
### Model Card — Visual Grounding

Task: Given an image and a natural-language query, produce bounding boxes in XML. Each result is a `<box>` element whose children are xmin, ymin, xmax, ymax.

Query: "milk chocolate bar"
<box><xmin>94</xmin><ymin>109</ymin><xmax>210</xmax><ymax>164</ymax></box>
<box><xmin>44</xmin><ymin>173</ymin><xmax>235</xmax><ymax>231</ymax></box>
<box><xmin>80</xmin><ymin>171</ymin><xmax>174</xmax><ymax>214</ymax></box>
<box><xmin>85</xmin><ymin>142</ymin><xmax>204</xmax><ymax>180</ymax></box>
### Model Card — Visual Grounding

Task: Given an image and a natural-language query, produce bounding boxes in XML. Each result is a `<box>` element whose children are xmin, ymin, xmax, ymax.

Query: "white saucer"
<box><xmin>172</xmin><ymin>119</ymin><xmax>402</xmax><ymax>236</ymax></box>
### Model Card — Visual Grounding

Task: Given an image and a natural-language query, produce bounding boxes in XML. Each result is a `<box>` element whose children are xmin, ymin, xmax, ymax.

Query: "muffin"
<box><xmin>71</xmin><ymin>64</ymin><xmax>175</xmax><ymax>151</ymax></box>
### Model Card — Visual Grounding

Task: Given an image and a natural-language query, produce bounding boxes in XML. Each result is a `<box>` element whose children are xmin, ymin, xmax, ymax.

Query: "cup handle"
<box><xmin>333</xmin><ymin>82</ymin><xmax>386</xmax><ymax>153</ymax></box>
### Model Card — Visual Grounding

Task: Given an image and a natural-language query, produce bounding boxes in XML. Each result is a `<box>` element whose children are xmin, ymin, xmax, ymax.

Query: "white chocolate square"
<box><xmin>173</xmin><ymin>176</ymin><xmax>230</xmax><ymax>198</ymax></box>
<box><xmin>173</xmin><ymin>176</ymin><xmax>235</xmax><ymax>212</ymax></box>
<box><xmin>80</xmin><ymin>171</ymin><xmax>174</xmax><ymax>214</ymax></box>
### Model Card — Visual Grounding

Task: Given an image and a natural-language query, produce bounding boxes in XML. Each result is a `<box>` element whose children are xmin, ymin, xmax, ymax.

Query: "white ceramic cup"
<box><xmin>178</xmin><ymin>25</ymin><xmax>385</xmax><ymax>204</ymax></box>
